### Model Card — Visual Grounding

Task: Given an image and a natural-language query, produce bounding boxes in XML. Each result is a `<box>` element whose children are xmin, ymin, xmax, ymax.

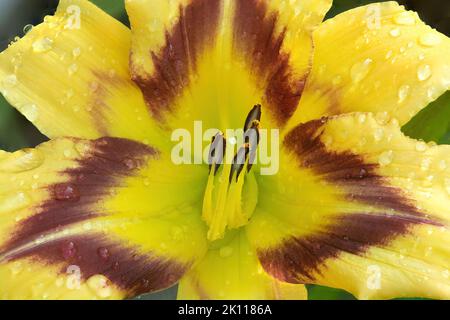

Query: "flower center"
<box><xmin>202</xmin><ymin>105</ymin><xmax>261</xmax><ymax>241</ymax></box>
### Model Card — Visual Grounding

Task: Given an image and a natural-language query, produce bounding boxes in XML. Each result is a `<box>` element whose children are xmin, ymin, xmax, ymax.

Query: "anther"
<box><xmin>208</xmin><ymin>132</ymin><xmax>226</xmax><ymax>175</ymax></box>
<box><xmin>229</xmin><ymin>145</ymin><xmax>250</xmax><ymax>183</ymax></box>
<box><xmin>244</xmin><ymin>104</ymin><xmax>262</xmax><ymax>132</ymax></box>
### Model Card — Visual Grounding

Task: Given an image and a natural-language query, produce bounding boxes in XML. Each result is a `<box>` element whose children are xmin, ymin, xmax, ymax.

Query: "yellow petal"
<box><xmin>286</xmin><ymin>2</ymin><xmax>450</xmax><ymax>131</ymax></box>
<box><xmin>0</xmin><ymin>0</ymin><xmax>165</xmax><ymax>147</ymax></box>
<box><xmin>248</xmin><ymin>113</ymin><xmax>450</xmax><ymax>299</ymax></box>
<box><xmin>177</xmin><ymin>229</ymin><xmax>307</xmax><ymax>300</ymax></box>
<box><xmin>0</xmin><ymin>137</ymin><xmax>207</xmax><ymax>299</ymax></box>
<box><xmin>126</xmin><ymin>0</ymin><xmax>331</xmax><ymax>130</ymax></box>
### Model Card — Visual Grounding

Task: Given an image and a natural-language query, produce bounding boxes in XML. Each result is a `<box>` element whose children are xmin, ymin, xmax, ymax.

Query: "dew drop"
<box><xmin>0</xmin><ymin>148</ymin><xmax>44</xmax><ymax>173</ymax></box>
<box><xmin>426</xmin><ymin>86</ymin><xmax>438</xmax><ymax>101</ymax></box>
<box><xmin>97</xmin><ymin>247</ymin><xmax>110</xmax><ymax>260</ymax></box>
<box><xmin>54</xmin><ymin>184</ymin><xmax>80</xmax><ymax>202</ymax></box>
<box><xmin>438</xmin><ymin>160</ymin><xmax>447</xmax><ymax>171</ymax></box>
<box><xmin>61</xmin><ymin>241</ymin><xmax>77</xmax><ymax>260</ymax></box>
<box><xmin>415</xmin><ymin>141</ymin><xmax>427</xmax><ymax>152</ymax></box>
<box><xmin>378</xmin><ymin>150</ymin><xmax>393</xmax><ymax>166</ymax></box>
<box><xmin>394</xmin><ymin>11</ymin><xmax>416</xmax><ymax>25</ymax></box>
<box><xmin>389</xmin><ymin>28</ymin><xmax>400</xmax><ymax>37</ymax></box>
<box><xmin>87</xmin><ymin>275</ymin><xmax>112</xmax><ymax>298</ymax></box>
<box><xmin>417</xmin><ymin>64</ymin><xmax>432</xmax><ymax>81</ymax></box>
<box><xmin>0</xmin><ymin>191</ymin><xmax>30</xmax><ymax>214</ymax></box>
<box><xmin>397</xmin><ymin>84</ymin><xmax>410</xmax><ymax>103</ymax></box>
<box><xmin>68</xmin><ymin>63</ymin><xmax>78</xmax><ymax>76</ymax></box>
<box><xmin>2</xmin><ymin>74</ymin><xmax>18</xmax><ymax>88</ymax></box>
<box><xmin>72</xmin><ymin>47</ymin><xmax>81</xmax><ymax>58</ymax></box>
<box><xmin>419</xmin><ymin>32</ymin><xmax>441</xmax><ymax>47</ymax></box>
<box><xmin>21</xmin><ymin>104</ymin><xmax>39</xmax><ymax>122</ymax></box>
<box><xmin>373</xmin><ymin>128</ymin><xmax>384</xmax><ymax>142</ymax></box>
<box><xmin>23</xmin><ymin>24</ymin><xmax>34</xmax><ymax>34</ymax></box>
<box><xmin>350</xmin><ymin>58</ymin><xmax>373</xmax><ymax>83</ymax></box>
<box><xmin>32</xmin><ymin>37</ymin><xmax>53</xmax><ymax>53</ymax></box>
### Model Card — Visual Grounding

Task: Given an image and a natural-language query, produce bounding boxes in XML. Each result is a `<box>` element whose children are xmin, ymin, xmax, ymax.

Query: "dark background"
<box><xmin>0</xmin><ymin>0</ymin><xmax>448</xmax><ymax>300</ymax></box>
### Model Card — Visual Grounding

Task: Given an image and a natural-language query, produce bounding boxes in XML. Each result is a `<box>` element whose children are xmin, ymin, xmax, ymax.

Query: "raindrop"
<box><xmin>0</xmin><ymin>191</ymin><xmax>30</xmax><ymax>214</ymax></box>
<box><xmin>350</xmin><ymin>58</ymin><xmax>373</xmax><ymax>83</ymax></box>
<box><xmin>87</xmin><ymin>275</ymin><xmax>112</xmax><ymax>298</ymax></box>
<box><xmin>397</xmin><ymin>84</ymin><xmax>410</xmax><ymax>103</ymax></box>
<box><xmin>426</xmin><ymin>86</ymin><xmax>438</xmax><ymax>101</ymax></box>
<box><xmin>97</xmin><ymin>247</ymin><xmax>110</xmax><ymax>260</ymax></box>
<box><xmin>415</xmin><ymin>141</ymin><xmax>427</xmax><ymax>152</ymax></box>
<box><xmin>0</xmin><ymin>148</ymin><xmax>44</xmax><ymax>172</ymax></box>
<box><xmin>22</xmin><ymin>104</ymin><xmax>39</xmax><ymax>122</ymax></box>
<box><xmin>2</xmin><ymin>74</ymin><xmax>18</xmax><ymax>88</ymax></box>
<box><xmin>394</xmin><ymin>11</ymin><xmax>416</xmax><ymax>25</ymax></box>
<box><xmin>68</xmin><ymin>63</ymin><xmax>78</xmax><ymax>76</ymax></box>
<box><xmin>389</xmin><ymin>28</ymin><xmax>400</xmax><ymax>37</ymax></box>
<box><xmin>23</xmin><ymin>24</ymin><xmax>33</xmax><ymax>34</ymax></box>
<box><xmin>61</xmin><ymin>241</ymin><xmax>77</xmax><ymax>260</ymax></box>
<box><xmin>373</xmin><ymin>128</ymin><xmax>384</xmax><ymax>142</ymax></box>
<box><xmin>438</xmin><ymin>160</ymin><xmax>447</xmax><ymax>171</ymax></box>
<box><xmin>72</xmin><ymin>47</ymin><xmax>81</xmax><ymax>58</ymax></box>
<box><xmin>32</xmin><ymin>37</ymin><xmax>53</xmax><ymax>53</ymax></box>
<box><xmin>417</xmin><ymin>64</ymin><xmax>432</xmax><ymax>81</ymax></box>
<box><xmin>378</xmin><ymin>150</ymin><xmax>393</xmax><ymax>166</ymax></box>
<box><xmin>54</xmin><ymin>184</ymin><xmax>80</xmax><ymax>202</ymax></box>
<box><xmin>419</xmin><ymin>32</ymin><xmax>441</xmax><ymax>47</ymax></box>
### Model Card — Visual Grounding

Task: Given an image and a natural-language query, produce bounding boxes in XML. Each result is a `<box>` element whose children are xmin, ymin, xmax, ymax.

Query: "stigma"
<box><xmin>202</xmin><ymin>105</ymin><xmax>261</xmax><ymax>241</ymax></box>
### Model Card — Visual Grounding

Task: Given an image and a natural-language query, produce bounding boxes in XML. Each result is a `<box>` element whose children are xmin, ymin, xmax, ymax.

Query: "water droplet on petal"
<box><xmin>426</xmin><ymin>86</ymin><xmax>439</xmax><ymax>101</ymax></box>
<box><xmin>350</xmin><ymin>58</ymin><xmax>373</xmax><ymax>83</ymax></box>
<box><xmin>438</xmin><ymin>160</ymin><xmax>447</xmax><ymax>171</ymax></box>
<box><xmin>419</xmin><ymin>32</ymin><xmax>441</xmax><ymax>47</ymax></box>
<box><xmin>54</xmin><ymin>184</ymin><xmax>80</xmax><ymax>202</ymax></box>
<box><xmin>23</xmin><ymin>24</ymin><xmax>33</xmax><ymax>34</ymax></box>
<box><xmin>32</xmin><ymin>37</ymin><xmax>53</xmax><ymax>53</ymax></box>
<box><xmin>0</xmin><ymin>148</ymin><xmax>44</xmax><ymax>172</ymax></box>
<box><xmin>2</xmin><ymin>74</ymin><xmax>18</xmax><ymax>88</ymax></box>
<box><xmin>389</xmin><ymin>28</ymin><xmax>400</xmax><ymax>37</ymax></box>
<box><xmin>417</xmin><ymin>64</ymin><xmax>432</xmax><ymax>81</ymax></box>
<box><xmin>21</xmin><ymin>104</ymin><xmax>39</xmax><ymax>122</ymax></box>
<box><xmin>397</xmin><ymin>85</ymin><xmax>410</xmax><ymax>103</ymax></box>
<box><xmin>0</xmin><ymin>191</ymin><xmax>30</xmax><ymax>214</ymax></box>
<box><xmin>61</xmin><ymin>241</ymin><xmax>77</xmax><ymax>260</ymax></box>
<box><xmin>68</xmin><ymin>63</ymin><xmax>78</xmax><ymax>76</ymax></box>
<box><xmin>415</xmin><ymin>141</ymin><xmax>427</xmax><ymax>152</ymax></box>
<box><xmin>97</xmin><ymin>247</ymin><xmax>110</xmax><ymax>260</ymax></box>
<box><xmin>394</xmin><ymin>11</ymin><xmax>416</xmax><ymax>25</ymax></box>
<box><xmin>72</xmin><ymin>47</ymin><xmax>81</xmax><ymax>58</ymax></box>
<box><xmin>378</xmin><ymin>150</ymin><xmax>393</xmax><ymax>166</ymax></box>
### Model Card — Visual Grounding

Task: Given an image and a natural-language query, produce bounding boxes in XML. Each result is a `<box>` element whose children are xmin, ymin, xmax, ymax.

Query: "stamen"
<box><xmin>202</xmin><ymin>105</ymin><xmax>262</xmax><ymax>241</ymax></box>
<box><xmin>244</xmin><ymin>104</ymin><xmax>261</xmax><ymax>132</ymax></box>
<box><xmin>208</xmin><ymin>132</ymin><xmax>226</xmax><ymax>175</ymax></box>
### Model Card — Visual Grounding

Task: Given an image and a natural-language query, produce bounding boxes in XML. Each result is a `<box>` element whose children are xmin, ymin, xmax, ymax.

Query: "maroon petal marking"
<box><xmin>258</xmin><ymin>212</ymin><xmax>440</xmax><ymax>283</ymax></box>
<box><xmin>1</xmin><ymin>137</ymin><xmax>157</xmax><ymax>253</ymax></box>
<box><xmin>233</xmin><ymin>0</ymin><xmax>307</xmax><ymax>127</ymax></box>
<box><xmin>6</xmin><ymin>234</ymin><xmax>188</xmax><ymax>297</ymax></box>
<box><xmin>132</xmin><ymin>0</ymin><xmax>222</xmax><ymax>120</ymax></box>
<box><xmin>256</xmin><ymin>119</ymin><xmax>442</xmax><ymax>283</ymax></box>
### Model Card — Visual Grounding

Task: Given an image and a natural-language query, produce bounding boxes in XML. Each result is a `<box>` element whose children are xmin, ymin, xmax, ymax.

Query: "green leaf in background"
<box><xmin>89</xmin><ymin>0</ymin><xmax>128</xmax><ymax>24</ymax></box>
<box><xmin>0</xmin><ymin>95</ymin><xmax>28</xmax><ymax>151</ymax></box>
<box><xmin>306</xmin><ymin>285</ymin><xmax>355</xmax><ymax>300</ymax></box>
<box><xmin>402</xmin><ymin>91</ymin><xmax>450</xmax><ymax>145</ymax></box>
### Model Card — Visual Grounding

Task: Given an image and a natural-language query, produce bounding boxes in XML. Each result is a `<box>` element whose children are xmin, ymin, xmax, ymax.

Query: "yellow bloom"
<box><xmin>0</xmin><ymin>0</ymin><xmax>449</xmax><ymax>300</ymax></box>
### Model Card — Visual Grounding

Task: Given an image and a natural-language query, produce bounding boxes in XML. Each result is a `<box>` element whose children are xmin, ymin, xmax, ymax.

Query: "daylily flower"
<box><xmin>0</xmin><ymin>0</ymin><xmax>449</xmax><ymax>300</ymax></box>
